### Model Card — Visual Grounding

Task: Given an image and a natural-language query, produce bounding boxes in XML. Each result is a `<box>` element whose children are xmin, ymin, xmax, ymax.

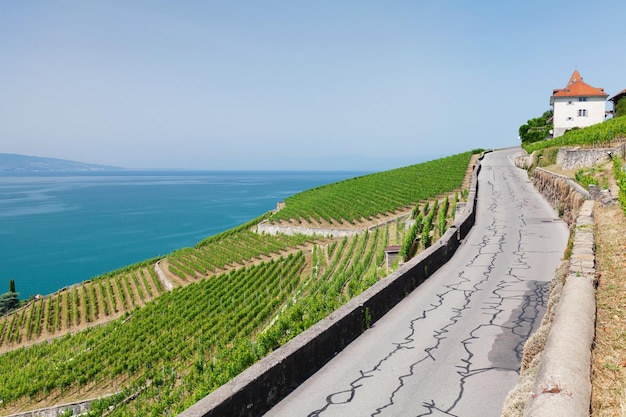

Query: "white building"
<box><xmin>550</xmin><ymin>70</ymin><xmax>608</xmax><ymax>137</ymax></box>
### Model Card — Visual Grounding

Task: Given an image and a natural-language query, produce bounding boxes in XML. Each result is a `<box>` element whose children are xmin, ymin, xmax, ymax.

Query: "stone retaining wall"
<box><xmin>255</xmin><ymin>213</ymin><xmax>410</xmax><ymax>237</ymax></box>
<box><xmin>256</xmin><ymin>223</ymin><xmax>362</xmax><ymax>237</ymax></box>
<box><xmin>177</xmin><ymin>159</ymin><xmax>484</xmax><ymax>417</ymax></box>
<box><xmin>8</xmin><ymin>399</ymin><xmax>94</xmax><ymax>417</ymax></box>
<box><xmin>530</xmin><ymin>168</ymin><xmax>588</xmax><ymax>225</ymax></box>
<box><xmin>557</xmin><ymin>143</ymin><xmax>626</xmax><ymax>170</ymax></box>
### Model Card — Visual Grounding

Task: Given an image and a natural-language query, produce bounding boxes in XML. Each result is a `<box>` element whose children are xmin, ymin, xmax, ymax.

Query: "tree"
<box><xmin>0</xmin><ymin>279</ymin><xmax>19</xmax><ymax>316</ymax></box>
<box><xmin>0</xmin><ymin>292</ymin><xmax>19</xmax><ymax>316</ymax></box>
<box><xmin>519</xmin><ymin>110</ymin><xmax>553</xmax><ymax>144</ymax></box>
<box><xmin>616</xmin><ymin>98</ymin><xmax>626</xmax><ymax>118</ymax></box>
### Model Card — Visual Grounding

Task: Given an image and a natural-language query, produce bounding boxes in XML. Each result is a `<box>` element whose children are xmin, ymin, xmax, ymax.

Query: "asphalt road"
<box><xmin>263</xmin><ymin>148</ymin><xmax>569</xmax><ymax>417</ymax></box>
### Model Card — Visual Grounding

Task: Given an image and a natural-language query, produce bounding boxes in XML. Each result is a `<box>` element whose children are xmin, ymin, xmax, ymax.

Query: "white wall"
<box><xmin>552</xmin><ymin>96</ymin><xmax>606</xmax><ymax>137</ymax></box>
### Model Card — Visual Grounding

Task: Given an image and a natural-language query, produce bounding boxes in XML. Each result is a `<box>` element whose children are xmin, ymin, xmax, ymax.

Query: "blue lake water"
<box><xmin>0</xmin><ymin>171</ymin><xmax>365</xmax><ymax>297</ymax></box>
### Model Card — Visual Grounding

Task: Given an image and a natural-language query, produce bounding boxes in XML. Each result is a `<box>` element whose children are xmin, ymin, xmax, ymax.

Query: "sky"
<box><xmin>2</xmin><ymin>1</ymin><xmax>626</xmax><ymax>171</ymax></box>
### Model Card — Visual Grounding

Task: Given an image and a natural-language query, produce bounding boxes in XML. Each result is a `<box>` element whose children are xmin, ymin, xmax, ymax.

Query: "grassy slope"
<box><xmin>592</xmin><ymin>198</ymin><xmax>626</xmax><ymax>416</ymax></box>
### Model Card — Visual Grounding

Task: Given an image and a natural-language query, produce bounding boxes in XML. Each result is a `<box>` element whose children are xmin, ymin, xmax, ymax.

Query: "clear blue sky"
<box><xmin>2</xmin><ymin>1</ymin><xmax>625</xmax><ymax>170</ymax></box>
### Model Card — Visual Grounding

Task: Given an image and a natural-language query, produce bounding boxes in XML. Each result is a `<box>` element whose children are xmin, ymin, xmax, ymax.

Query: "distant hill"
<box><xmin>0</xmin><ymin>153</ymin><xmax>123</xmax><ymax>172</ymax></box>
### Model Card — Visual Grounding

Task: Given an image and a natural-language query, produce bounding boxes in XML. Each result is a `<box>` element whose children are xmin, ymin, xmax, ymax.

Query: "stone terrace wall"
<box><xmin>557</xmin><ymin>143</ymin><xmax>626</xmax><ymax>170</ymax></box>
<box><xmin>530</xmin><ymin>168</ymin><xmax>587</xmax><ymax>226</ymax></box>
<box><xmin>255</xmin><ymin>212</ymin><xmax>410</xmax><ymax>237</ymax></box>
<box><xmin>8</xmin><ymin>399</ymin><xmax>94</xmax><ymax>417</ymax></box>
<box><xmin>256</xmin><ymin>223</ymin><xmax>361</xmax><ymax>237</ymax></box>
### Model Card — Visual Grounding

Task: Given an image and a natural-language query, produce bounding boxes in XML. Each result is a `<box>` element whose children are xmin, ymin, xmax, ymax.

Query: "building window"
<box><xmin>579</xmin><ymin>97</ymin><xmax>587</xmax><ymax>102</ymax></box>
<box><xmin>578</xmin><ymin>109</ymin><xmax>587</xmax><ymax>117</ymax></box>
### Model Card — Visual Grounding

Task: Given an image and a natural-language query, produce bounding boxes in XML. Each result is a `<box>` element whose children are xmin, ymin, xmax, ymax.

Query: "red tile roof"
<box><xmin>551</xmin><ymin>70</ymin><xmax>608</xmax><ymax>98</ymax></box>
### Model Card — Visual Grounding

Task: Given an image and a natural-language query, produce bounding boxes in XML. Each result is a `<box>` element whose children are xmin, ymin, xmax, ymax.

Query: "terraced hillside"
<box><xmin>0</xmin><ymin>151</ymin><xmax>477</xmax><ymax>416</ymax></box>
<box><xmin>270</xmin><ymin>152</ymin><xmax>475</xmax><ymax>226</ymax></box>
<box><xmin>523</xmin><ymin>115</ymin><xmax>626</xmax><ymax>154</ymax></box>
<box><xmin>0</xmin><ymin>264</ymin><xmax>166</xmax><ymax>354</ymax></box>
<box><xmin>0</xmin><ymin>225</ymin><xmax>317</xmax><ymax>354</ymax></box>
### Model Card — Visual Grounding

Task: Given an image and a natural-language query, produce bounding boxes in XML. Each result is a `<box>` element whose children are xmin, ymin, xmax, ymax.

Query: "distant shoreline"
<box><xmin>0</xmin><ymin>153</ymin><xmax>123</xmax><ymax>172</ymax></box>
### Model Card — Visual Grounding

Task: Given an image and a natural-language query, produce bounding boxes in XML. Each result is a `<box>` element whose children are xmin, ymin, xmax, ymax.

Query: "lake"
<box><xmin>0</xmin><ymin>170</ymin><xmax>366</xmax><ymax>297</ymax></box>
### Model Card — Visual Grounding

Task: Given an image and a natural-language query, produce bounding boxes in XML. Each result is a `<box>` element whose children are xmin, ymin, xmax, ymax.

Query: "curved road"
<box><xmin>264</xmin><ymin>148</ymin><xmax>569</xmax><ymax>417</ymax></box>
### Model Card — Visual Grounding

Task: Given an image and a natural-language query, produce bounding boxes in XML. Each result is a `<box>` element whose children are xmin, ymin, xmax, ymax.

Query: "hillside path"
<box><xmin>154</xmin><ymin>260</ymin><xmax>174</xmax><ymax>291</ymax></box>
<box><xmin>263</xmin><ymin>148</ymin><xmax>569</xmax><ymax>417</ymax></box>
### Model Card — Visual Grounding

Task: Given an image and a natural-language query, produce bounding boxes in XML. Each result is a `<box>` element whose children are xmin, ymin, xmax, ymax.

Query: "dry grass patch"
<box><xmin>592</xmin><ymin>202</ymin><xmax>626</xmax><ymax>416</ymax></box>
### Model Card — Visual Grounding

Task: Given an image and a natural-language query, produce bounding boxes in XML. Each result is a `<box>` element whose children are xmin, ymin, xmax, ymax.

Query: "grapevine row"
<box><xmin>0</xmin><ymin>267</ymin><xmax>164</xmax><ymax>352</ymax></box>
<box><xmin>270</xmin><ymin>151</ymin><xmax>473</xmax><ymax>225</ymax></box>
<box><xmin>166</xmin><ymin>229</ymin><xmax>319</xmax><ymax>281</ymax></box>
<box><xmin>523</xmin><ymin>116</ymin><xmax>626</xmax><ymax>154</ymax></box>
<box><xmin>0</xmin><ymin>253</ymin><xmax>306</xmax><ymax>412</ymax></box>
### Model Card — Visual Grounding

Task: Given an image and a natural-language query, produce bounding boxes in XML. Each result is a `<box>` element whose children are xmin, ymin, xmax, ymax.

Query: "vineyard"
<box><xmin>165</xmin><ymin>229</ymin><xmax>318</xmax><ymax>283</ymax></box>
<box><xmin>0</xmin><ymin>252</ymin><xmax>308</xmax><ymax>414</ymax></box>
<box><xmin>0</xmin><ymin>264</ymin><xmax>166</xmax><ymax>354</ymax></box>
<box><xmin>523</xmin><ymin>116</ymin><xmax>626</xmax><ymax>154</ymax></box>
<box><xmin>0</xmin><ymin>224</ymin><xmax>318</xmax><ymax>353</ymax></box>
<box><xmin>269</xmin><ymin>151</ymin><xmax>475</xmax><ymax>225</ymax></box>
<box><xmin>0</xmin><ymin>151</ymin><xmax>477</xmax><ymax>416</ymax></box>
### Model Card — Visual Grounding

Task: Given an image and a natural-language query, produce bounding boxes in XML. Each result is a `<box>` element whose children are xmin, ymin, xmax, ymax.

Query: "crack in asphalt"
<box><xmin>308</xmin><ymin>212</ymin><xmax>505</xmax><ymax>416</ymax></box>
<box><xmin>299</xmin><ymin>160</ymin><xmax>559</xmax><ymax>417</ymax></box>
